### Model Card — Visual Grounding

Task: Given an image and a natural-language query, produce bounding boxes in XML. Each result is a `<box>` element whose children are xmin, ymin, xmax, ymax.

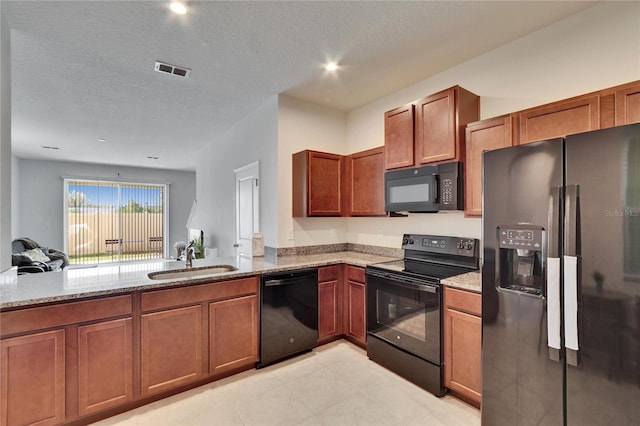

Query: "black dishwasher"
<box><xmin>257</xmin><ymin>268</ymin><xmax>318</xmax><ymax>368</ymax></box>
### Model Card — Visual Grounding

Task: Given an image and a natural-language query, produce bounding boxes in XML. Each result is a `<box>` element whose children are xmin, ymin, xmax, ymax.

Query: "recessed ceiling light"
<box><xmin>97</xmin><ymin>138</ymin><xmax>107</xmax><ymax>143</ymax></box>
<box><xmin>325</xmin><ymin>62</ymin><xmax>338</xmax><ymax>71</ymax></box>
<box><xmin>169</xmin><ymin>1</ymin><xmax>188</xmax><ymax>15</ymax></box>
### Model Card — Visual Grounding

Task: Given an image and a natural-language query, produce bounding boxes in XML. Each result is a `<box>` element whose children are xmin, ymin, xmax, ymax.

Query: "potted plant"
<box><xmin>194</xmin><ymin>238</ymin><xmax>205</xmax><ymax>259</ymax></box>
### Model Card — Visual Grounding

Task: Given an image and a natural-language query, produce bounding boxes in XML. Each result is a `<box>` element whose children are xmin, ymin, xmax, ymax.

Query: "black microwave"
<box><xmin>384</xmin><ymin>162</ymin><xmax>463</xmax><ymax>213</ymax></box>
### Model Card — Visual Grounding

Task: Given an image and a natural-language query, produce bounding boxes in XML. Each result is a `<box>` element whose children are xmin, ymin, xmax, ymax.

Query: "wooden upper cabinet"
<box><xmin>292</xmin><ymin>150</ymin><xmax>343</xmax><ymax>217</ymax></box>
<box><xmin>384</xmin><ymin>104</ymin><xmax>415</xmax><ymax>170</ymax></box>
<box><xmin>518</xmin><ymin>94</ymin><xmax>600</xmax><ymax>144</ymax></box>
<box><xmin>415</xmin><ymin>86</ymin><xmax>480</xmax><ymax>165</ymax></box>
<box><xmin>344</xmin><ymin>146</ymin><xmax>386</xmax><ymax>216</ymax></box>
<box><xmin>615</xmin><ymin>81</ymin><xmax>640</xmax><ymax>125</ymax></box>
<box><xmin>464</xmin><ymin>115</ymin><xmax>514</xmax><ymax>217</ymax></box>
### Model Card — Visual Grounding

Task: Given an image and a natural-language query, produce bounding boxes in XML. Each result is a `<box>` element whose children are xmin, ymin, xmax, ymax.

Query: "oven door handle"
<box><xmin>366</xmin><ymin>271</ymin><xmax>438</xmax><ymax>293</ymax></box>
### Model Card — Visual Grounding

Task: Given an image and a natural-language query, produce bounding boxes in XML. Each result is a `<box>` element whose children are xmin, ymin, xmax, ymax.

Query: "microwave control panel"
<box><xmin>437</xmin><ymin>162</ymin><xmax>460</xmax><ymax>210</ymax></box>
<box><xmin>440</xmin><ymin>177</ymin><xmax>454</xmax><ymax>205</ymax></box>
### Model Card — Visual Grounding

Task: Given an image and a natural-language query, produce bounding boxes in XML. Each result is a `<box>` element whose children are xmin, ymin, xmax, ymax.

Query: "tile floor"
<box><xmin>93</xmin><ymin>340</ymin><xmax>480</xmax><ymax>426</ymax></box>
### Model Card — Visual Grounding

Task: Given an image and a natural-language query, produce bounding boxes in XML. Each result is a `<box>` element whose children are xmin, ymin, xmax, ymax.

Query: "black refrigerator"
<box><xmin>482</xmin><ymin>123</ymin><xmax>640</xmax><ymax>425</ymax></box>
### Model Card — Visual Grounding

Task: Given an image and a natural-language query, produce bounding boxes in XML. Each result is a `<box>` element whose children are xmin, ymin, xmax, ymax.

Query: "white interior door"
<box><xmin>234</xmin><ymin>162</ymin><xmax>259</xmax><ymax>257</ymax></box>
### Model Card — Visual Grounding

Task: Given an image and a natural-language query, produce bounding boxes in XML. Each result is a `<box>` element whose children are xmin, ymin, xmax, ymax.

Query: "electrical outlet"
<box><xmin>287</xmin><ymin>228</ymin><xmax>295</xmax><ymax>240</ymax></box>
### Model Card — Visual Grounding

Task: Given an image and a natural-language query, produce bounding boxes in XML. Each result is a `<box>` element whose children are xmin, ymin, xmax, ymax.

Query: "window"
<box><xmin>65</xmin><ymin>179</ymin><xmax>167</xmax><ymax>264</ymax></box>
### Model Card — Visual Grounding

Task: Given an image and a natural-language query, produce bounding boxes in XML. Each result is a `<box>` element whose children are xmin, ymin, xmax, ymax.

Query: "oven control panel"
<box><xmin>402</xmin><ymin>234</ymin><xmax>478</xmax><ymax>257</ymax></box>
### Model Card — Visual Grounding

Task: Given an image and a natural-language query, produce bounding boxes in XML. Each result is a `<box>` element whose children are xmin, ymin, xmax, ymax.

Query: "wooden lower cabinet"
<box><xmin>77</xmin><ymin>318</ymin><xmax>133</xmax><ymax>416</ymax></box>
<box><xmin>209</xmin><ymin>295</ymin><xmax>259</xmax><ymax>375</ymax></box>
<box><xmin>141</xmin><ymin>305</ymin><xmax>204</xmax><ymax>396</ymax></box>
<box><xmin>443</xmin><ymin>287</ymin><xmax>482</xmax><ymax>407</ymax></box>
<box><xmin>344</xmin><ymin>266</ymin><xmax>366</xmax><ymax>345</ymax></box>
<box><xmin>318</xmin><ymin>265</ymin><xmax>343</xmax><ymax>341</ymax></box>
<box><xmin>1</xmin><ymin>329</ymin><xmax>66</xmax><ymax>426</ymax></box>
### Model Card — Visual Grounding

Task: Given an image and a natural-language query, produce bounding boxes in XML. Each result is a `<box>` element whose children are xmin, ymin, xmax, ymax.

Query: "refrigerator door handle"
<box><xmin>546</xmin><ymin>187</ymin><xmax>562</xmax><ymax>361</ymax></box>
<box><xmin>564</xmin><ymin>184</ymin><xmax>580</xmax><ymax>366</ymax></box>
<box><xmin>564</xmin><ymin>184</ymin><xmax>579</xmax><ymax>256</ymax></box>
<box><xmin>547</xmin><ymin>257</ymin><xmax>561</xmax><ymax>361</ymax></box>
<box><xmin>547</xmin><ymin>187</ymin><xmax>561</xmax><ymax>258</ymax></box>
<box><xmin>564</xmin><ymin>255</ymin><xmax>580</xmax><ymax>366</ymax></box>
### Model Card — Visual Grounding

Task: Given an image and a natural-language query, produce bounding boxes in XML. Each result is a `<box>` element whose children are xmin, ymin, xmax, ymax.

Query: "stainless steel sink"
<box><xmin>147</xmin><ymin>265</ymin><xmax>238</xmax><ymax>280</ymax></box>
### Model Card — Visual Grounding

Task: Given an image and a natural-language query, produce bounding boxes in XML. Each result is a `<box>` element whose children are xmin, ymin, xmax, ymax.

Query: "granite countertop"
<box><xmin>0</xmin><ymin>251</ymin><xmax>397</xmax><ymax>309</ymax></box>
<box><xmin>441</xmin><ymin>270</ymin><xmax>481</xmax><ymax>293</ymax></box>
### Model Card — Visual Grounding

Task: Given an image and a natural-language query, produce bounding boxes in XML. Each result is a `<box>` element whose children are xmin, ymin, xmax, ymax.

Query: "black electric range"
<box><xmin>365</xmin><ymin>234</ymin><xmax>479</xmax><ymax>397</ymax></box>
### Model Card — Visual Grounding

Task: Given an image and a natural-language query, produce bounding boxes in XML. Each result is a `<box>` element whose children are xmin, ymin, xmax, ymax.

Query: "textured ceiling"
<box><xmin>3</xmin><ymin>1</ymin><xmax>596</xmax><ymax>171</ymax></box>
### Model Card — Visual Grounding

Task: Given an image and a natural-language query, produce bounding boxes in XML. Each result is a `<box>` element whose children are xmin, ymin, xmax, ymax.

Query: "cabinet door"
<box><xmin>415</xmin><ymin>88</ymin><xmax>457</xmax><ymax>164</ymax></box>
<box><xmin>309</xmin><ymin>151</ymin><xmax>343</xmax><ymax>216</ymax></box>
<box><xmin>78</xmin><ymin>318</ymin><xmax>133</xmax><ymax>416</ymax></box>
<box><xmin>293</xmin><ymin>150</ymin><xmax>343</xmax><ymax>217</ymax></box>
<box><xmin>347</xmin><ymin>147</ymin><xmax>385</xmax><ymax>216</ymax></box>
<box><xmin>384</xmin><ymin>104</ymin><xmax>415</xmax><ymax>170</ymax></box>
<box><xmin>1</xmin><ymin>330</ymin><xmax>65</xmax><ymax>426</ymax></box>
<box><xmin>518</xmin><ymin>95</ymin><xmax>600</xmax><ymax>144</ymax></box>
<box><xmin>443</xmin><ymin>287</ymin><xmax>482</xmax><ymax>406</ymax></box>
<box><xmin>615</xmin><ymin>82</ymin><xmax>640</xmax><ymax>125</ymax></box>
<box><xmin>141</xmin><ymin>305</ymin><xmax>203</xmax><ymax>396</ymax></box>
<box><xmin>318</xmin><ymin>266</ymin><xmax>342</xmax><ymax>342</ymax></box>
<box><xmin>464</xmin><ymin>116</ymin><xmax>513</xmax><ymax>217</ymax></box>
<box><xmin>209</xmin><ymin>295</ymin><xmax>259</xmax><ymax>375</ymax></box>
<box><xmin>443</xmin><ymin>307</ymin><xmax>482</xmax><ymax>405</ymax></box>
<box><xmin>415</xmin><ymin>86</ymin><xmax>479</xmax><ymax>165</ymax></box>
<box><xmin>344</xmin><ymin>280</ymin><xmax>366</xmax><ymax>345</ymax></box>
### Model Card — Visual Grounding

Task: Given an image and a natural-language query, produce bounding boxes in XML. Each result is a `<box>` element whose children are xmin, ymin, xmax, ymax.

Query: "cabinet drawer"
<box><xmin>444</xmin><ymin>287</ymin><xmax>481</xmax><ymax>316</ymax></box>
<box><xmin>141</xmin><ymin>276</ymin><xmax>258</xmax><ymax>312</ymax></box>
<box><xmin>346</xmin><ymin>265</ymin><xmax>365</xmax><ymax>283</ymax></box>
<box><xmin>318</xmin><ymin>265</ymin><xmax>339</xmax><ymax>282</ymax></box>
<box><xmin>0</xmin><ymin>295</ymin><xmax>132</xmax><ymax>337</ymax></box>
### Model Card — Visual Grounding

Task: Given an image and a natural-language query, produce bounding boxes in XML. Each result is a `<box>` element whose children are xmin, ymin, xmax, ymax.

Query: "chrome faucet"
<box><xmin>185</xmin><ymin>240</ymin><xmax>195</xmax><ymax>268</ymax></box>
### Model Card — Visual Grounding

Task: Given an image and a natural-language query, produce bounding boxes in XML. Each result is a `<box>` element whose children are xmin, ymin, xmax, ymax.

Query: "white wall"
<box><xmin>14</xmin><ymin>159</ymin><xmax>195</xmax><ymax>255</ymax></box>
<box><xmin>0</xmin><ymin>11</ymin><xmax>11</xmax><ymax>272</ymax></box>
<box><xmin>195</xmin><ymin>96</ymin><xmax>278</xmax><ymax>257</ymax></box>
<box><xmin>11</xmin><ymin>156</ymin><xmax>19</xmax><ymax>238</ymax></box>
<box><xmin>343</xmin><ymin>1</ymin><xmax>640</xmax><ymax>249</ymax></box>
<box><xmin>277</xmin><ymin>95</ymin><xmax>348</xmax><ymax>247</ymax></box>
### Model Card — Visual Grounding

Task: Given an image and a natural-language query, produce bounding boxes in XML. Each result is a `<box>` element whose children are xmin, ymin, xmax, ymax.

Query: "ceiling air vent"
<box><xmin>154</xmin><ymin>61</ymin><xmax>191</xmax><ymax>78</ymax></box>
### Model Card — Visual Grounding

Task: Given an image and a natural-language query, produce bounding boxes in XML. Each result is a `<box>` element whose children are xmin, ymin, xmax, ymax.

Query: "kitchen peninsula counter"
<box><xmin>0</xmin><ymin>251</ymin><xmax>396</xmax><ymax>309</ymax></box>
